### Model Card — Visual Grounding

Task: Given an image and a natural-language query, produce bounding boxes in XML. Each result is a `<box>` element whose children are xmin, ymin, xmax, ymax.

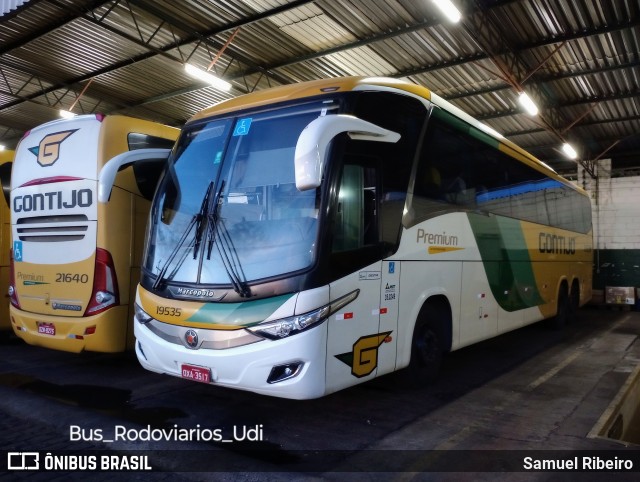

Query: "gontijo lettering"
<box><xmin>538</xmin><ymin>232</ymin><xmax>576</xmax><ymax>254</ymax></box>
<box><xmin>13</xmin><ymin>189</ymin><xmax>93</xmax><ymax>212</ymax></box>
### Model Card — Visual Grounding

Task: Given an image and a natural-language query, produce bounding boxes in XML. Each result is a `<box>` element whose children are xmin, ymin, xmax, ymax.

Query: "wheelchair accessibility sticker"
<box><xmin>233</xmin><ymin>118</ymin><xmax>252</xmax><ymax>136</ymax></box>
<box><xmin>13</xmin><ymin>241</ymin><xmax>22</xmax><ymax>262</ymax></box>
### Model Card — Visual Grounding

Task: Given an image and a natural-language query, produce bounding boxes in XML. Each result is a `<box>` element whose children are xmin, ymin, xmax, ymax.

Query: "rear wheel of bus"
<box><xmin>568</xmin><ymin>279</ymin><xmax>580</xmax><ymax>324</ymax></box>
<box><xmin>548</xmin><ymin>282</ymin><xmax>570</xmax><ymax>330</ymax></box>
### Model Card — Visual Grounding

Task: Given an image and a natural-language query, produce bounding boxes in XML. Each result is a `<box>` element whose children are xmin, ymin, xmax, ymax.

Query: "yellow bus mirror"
<box><xmin>294</xmin><ymin>115</ymin><xmax>401</xmax><ymax>191</ymax></box>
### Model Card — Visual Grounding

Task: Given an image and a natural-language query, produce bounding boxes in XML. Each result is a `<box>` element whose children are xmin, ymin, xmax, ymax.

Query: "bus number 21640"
<box><xmin>56</xmin><ymin>273</ymin><xmax>89</xmax><ymax>283</ymax></box>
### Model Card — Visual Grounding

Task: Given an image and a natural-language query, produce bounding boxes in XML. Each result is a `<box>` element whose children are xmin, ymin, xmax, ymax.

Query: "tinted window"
<box><xmin>409</xmin><ymin>108</ymin><xmax>591</xmax><ymax>234</ymax></box>
<box><xmin>127</xmin><ymin>133</ymin><xmax>175</xmax><ymax>151</ymax></box>
<box><xmin>128</xmin><ymin>133</ymin><xmax>177</xmax><ymax>200</ymax></box>
<box><xmin>351</xmin><ymin>92</ymin><xmax>427</xmax><ymax>250</ymax></box>
<box><xmin>327</xmin><ymin>92</ymin><xmax>427</xmax><ymax>278</ymax></box>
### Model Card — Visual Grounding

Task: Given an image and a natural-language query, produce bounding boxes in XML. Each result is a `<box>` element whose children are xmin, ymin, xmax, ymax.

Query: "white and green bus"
<box><xmin>127</xmin><ymin>77</ymin><xmax>592</xmax><ymax>399</ymax></box>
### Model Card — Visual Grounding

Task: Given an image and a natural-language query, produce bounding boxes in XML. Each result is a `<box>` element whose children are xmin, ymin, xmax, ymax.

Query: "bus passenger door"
<box><xmin>325</xmin><ymin>259</ymin><xmax>399</xmax><ymax>391</ymax></box>
<box><xmin>326</xmin><ymin>267</ymin><xmax>382</xmax><ymax>394</ymax></box>
<box><xmin>325</xmin><ymin>160</ymin><xmax>391</xmax><ymax>393</ymax></box>
<box><xmin>377</xmin><ymin>260</ymin><xmax>399</xmax><ymax>375</ymax></box>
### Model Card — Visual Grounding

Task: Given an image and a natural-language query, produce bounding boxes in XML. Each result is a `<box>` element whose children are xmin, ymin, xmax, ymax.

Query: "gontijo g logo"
<box><xmin>335</xmin><ymin>332</ymin><xmax>392</xmax><ymax>378</ymax></box>
<box><xmin>28</xmin><ymin>129</ymin><xmax>78</xmax><ymax>167</ymax></box>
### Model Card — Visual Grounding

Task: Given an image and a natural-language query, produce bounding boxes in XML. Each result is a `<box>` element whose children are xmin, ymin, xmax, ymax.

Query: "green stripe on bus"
<box><xmin>467</xmin><ymin>213</ymin><xmax>544</xmax><ymax>311</ymax></box>
<box><xmin>186</xmin><ymin>293</ymin><xmax>295</xmax><ymax>326</ymax></box>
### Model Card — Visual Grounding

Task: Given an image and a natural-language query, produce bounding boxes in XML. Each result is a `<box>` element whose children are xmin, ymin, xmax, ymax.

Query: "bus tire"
<box><xmin>404</xmin><ymin>301</ymin><xmax>448</xmax><ymax>387</ymax></box>
<box><xmin>568</xmin><ymin>280</ymin><xmax>580</xmax><ymax>324</ymax></box>
<box><xmin>549</xmin><ymin>284</ymin><xmax>569</xmax><ymax>330</ymax></box>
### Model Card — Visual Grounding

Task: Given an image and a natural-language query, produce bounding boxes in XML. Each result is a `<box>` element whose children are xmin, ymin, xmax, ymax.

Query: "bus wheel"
<box><xmin>568</xmin><ymin>282</ymin><xmax>580</xmax><ymax>324</ymax></box>
<box><xmin>405</xmin><ymin>304</ymin><xmax>447</xmax><ymax>386</ymax></box>
<box><xmin>549</xmin><ymin>285</ymin><xmax>569</xmax><ymax>330</ymax></box>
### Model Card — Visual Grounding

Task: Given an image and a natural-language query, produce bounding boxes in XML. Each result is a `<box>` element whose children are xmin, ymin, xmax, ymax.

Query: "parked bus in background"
<box><xmin>0</xmin><ymin>149</ymin><xmax>13</xmax><ymax>330</ymax></box>
<box><xmin>10</xmin><ymin>114</ymin><xmax>178</xmax><ymax>352</ymax></box>
<box><xmin>126</xmin><ymin>77</ymin><xmax>592</xmax><ymax>399</ymax></box>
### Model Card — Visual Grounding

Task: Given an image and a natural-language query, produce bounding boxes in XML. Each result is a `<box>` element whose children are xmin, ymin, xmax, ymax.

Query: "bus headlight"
<box><xmin>248</xmin><ymin>306</ymin><xmax>329</xmax><ymax>339</ymax></box>
<box><xmin>134</xmin><ymin>303</ymin><xmax>154</xmax><ymax>325</ymax></box>
<box><xmin>248</xmin><ymin>289</ymin><xmax>359</xmax><ymax>340</ymax></box>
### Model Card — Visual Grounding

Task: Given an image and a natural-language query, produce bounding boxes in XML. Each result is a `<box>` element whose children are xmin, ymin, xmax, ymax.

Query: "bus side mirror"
<box><xmin>98</xmin><ymin>148</ymin><xmax>171</xmax><ymax>203</ymax></box>
<box><xmin>294</xmin><ymin>115</ymin><xmax>401</xmax><ymax>191</ymax></box>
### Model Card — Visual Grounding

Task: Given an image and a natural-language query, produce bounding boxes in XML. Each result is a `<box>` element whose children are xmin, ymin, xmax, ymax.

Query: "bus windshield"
<box><xmin>145</xmin><ymin>100</ymin><xmax>338</xmax><ymax>288</ymax></box>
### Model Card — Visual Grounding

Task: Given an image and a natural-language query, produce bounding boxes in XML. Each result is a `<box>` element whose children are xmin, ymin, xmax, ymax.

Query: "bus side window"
<box><xmin>410</xmin><ymin>118</ymin><xmax>471</xmax><ymax>225</ymax></box>
<box><xmin>333</xmin><ymin>163</ymin><xmax>377</xmax><ymax>252</ymax></box>
<box><xmin>329</xmin><ymin>91</ymin><xmax>426</xmax><ymax>276</ymax></box>
<box><xmin>129</xmin><ymin>133</ymin><xmax>176</xmax><ymax>200</ymax></box>
<box><xmin>351</xmin><ymin>91</ymin><xmax>426</xmax><ymax>253</ymax></box>
<box><xmin>411</xmin><ymin>113</ymin><xmax>508</xmax><ymax>225</ymax></box>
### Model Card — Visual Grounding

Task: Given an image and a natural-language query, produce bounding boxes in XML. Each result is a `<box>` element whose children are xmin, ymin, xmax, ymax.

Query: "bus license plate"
<box><xmin>181</xmin><ymin>364</ymin><xmax>211</xmax><ymax>384</ymax></box>
<box><xmin>37</xmin><ymin>322</ymin><xmax>56</xmax><ymax>336</ymax></box>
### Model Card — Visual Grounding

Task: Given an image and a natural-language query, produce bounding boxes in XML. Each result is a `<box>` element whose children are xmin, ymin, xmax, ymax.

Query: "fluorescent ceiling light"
<box><xmin>59</xmin><ymin>109</ymin><xmax>75</xmax><ymax>119</ymax></box>
<box><xmin>432</xmin><ymin>0</ymin><xmax>462</xmax><ymax>23</ymax></box>
<box><xmin>0</xmin><ymin>144</ymin><xmax>5</xmax><ymax>151</ymax></box>
<box><xmin>518</xmin><ymin>91</ymin><xmax>539</xmax><ymax>116</ymax></box>
<box><xmin>562</xmin><ymin>142</ymin><xmax>578</xmax><ymax>160</ymax></box>
<box><xmin>184</xmin><ymin>64</ymin><xmax>232</xmax><ymax>92</ymax></box>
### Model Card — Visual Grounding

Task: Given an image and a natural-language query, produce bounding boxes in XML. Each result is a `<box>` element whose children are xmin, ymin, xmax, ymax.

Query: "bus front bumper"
<box><xmin>134</xmin><ymin>319</ymin><xmax>328</xmax><ymax>400</ymax></box>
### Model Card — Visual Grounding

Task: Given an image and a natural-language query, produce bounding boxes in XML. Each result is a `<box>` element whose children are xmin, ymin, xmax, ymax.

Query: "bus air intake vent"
<box><xmin>16</xmin><ymin>214</ymin><xmax>89</xmax><ymax>242</ymax></box>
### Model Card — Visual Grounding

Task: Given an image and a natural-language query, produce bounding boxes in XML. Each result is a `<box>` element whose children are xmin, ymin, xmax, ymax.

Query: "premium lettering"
<box><xmin>416</xmin><ymin>228</ymin><xmax>458</xmax><ymax>246</ymax></box>
<box><xmin>17</xmin><ymin>272</ymin><xmax>44</xmax><ymax>282</ymax></box>
<box><xmin>13</xmin><ymin>189</ymin><xmax>93</xmax><ymax>213</ymax></box>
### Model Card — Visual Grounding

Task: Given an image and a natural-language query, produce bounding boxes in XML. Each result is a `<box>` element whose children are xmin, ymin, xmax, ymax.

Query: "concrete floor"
<box><xmin>327</xmin><ymin>306</ymin><xmax>640</xmax><ymax>480</ymax></box>
<box><xmin>0</xmin><ymin>306</ymin><xmax>639</xmax><ymax>480</ymax></box>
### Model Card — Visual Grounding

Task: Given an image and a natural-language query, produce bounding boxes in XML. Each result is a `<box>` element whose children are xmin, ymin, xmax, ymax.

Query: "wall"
<box><xmin>578</xmin><ymin>159</ymin><xmax>640</xmax><ymax>295</ymax></box>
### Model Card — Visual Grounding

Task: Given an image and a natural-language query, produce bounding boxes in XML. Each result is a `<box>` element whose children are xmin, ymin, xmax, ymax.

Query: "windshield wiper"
<box><xmin>152</xmin><ymin>179</ymin><xmax>251</xmax><ymax>298</ymax></box>
<box><xmin>204</xmin><ymin>179</ymin><xmax>224</xmax><ymax>261</ymax></box>
<box><xmin>151</xmin><ymin>181</ymin><xmax>214</xmax><ymax>291</ymax></box>
<box><xmin>205</xmin><ymin>181</ymin><xmax>252</xmax><ymax>298</ymax></box>
<box><xmin>193</xmin><ymin>181</ymin><xmax>215</xmax><ymax>259</ymax></box>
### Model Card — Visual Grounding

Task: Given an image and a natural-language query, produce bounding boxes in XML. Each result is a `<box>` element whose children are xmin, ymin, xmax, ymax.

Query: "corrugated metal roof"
<box><xmin>0</xmin><ymin>0</ymin><xmax>638</xmax><ymax>173</ymax></box>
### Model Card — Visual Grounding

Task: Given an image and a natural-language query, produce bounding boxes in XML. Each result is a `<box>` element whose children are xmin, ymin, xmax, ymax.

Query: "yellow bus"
<box><xmin>9</xmin><ymin>114</ymin><xmax>178</xmax><ymax>352</ymax></box>
<box><xmin>0</xmin><ymin>150</ymin><xmax>13</xmax><ymax>330</ymax></box>
<box><xmin>130</xmin><ymin>77</ymin><xmax>592</xmax><ymax>399</ymax></box>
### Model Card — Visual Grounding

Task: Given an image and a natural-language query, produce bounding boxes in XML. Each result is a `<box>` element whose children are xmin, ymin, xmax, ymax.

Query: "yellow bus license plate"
<box><xmin>37</xmin><ymin>322</ymin><xmax>56</xmax><ymax>336</ymax></box>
